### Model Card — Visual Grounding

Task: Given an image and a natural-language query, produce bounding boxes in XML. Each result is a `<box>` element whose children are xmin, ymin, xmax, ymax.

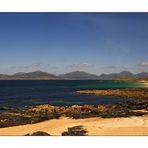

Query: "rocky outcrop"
<box><xmin>1</xmin><ymin>98</ymin><xmax>148</xmax><ymax>128</ymax></box>
<box><xmin>77</xmin><ymin>88</ymin><xmax>148</xmax><ymax>99</ymax></box>
<box><xmin>62</xmin><ymin>126</ymin><xmax>87</xmax><ymax>136</ymax></box>
<box><xmin>25</xmin><ymin>131</ymin><xmax>50</xmax><ymax>136</ymax></box>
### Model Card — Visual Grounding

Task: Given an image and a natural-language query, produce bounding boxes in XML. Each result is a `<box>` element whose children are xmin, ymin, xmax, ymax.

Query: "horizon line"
<box><xmin>0</xmin><ymin>70</ymin><xmax>147</xmax><ymax>76</ymax></box>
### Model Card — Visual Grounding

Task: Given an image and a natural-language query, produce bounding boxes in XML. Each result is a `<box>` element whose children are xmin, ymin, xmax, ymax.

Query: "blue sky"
<box><xmin>0</xmin><ymin>13</ymin><xmax>148</xmax><ymax>75</ymax></box>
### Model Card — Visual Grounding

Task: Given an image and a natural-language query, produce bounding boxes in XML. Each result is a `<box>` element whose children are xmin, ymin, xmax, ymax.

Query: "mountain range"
<box><xmin>0</xmin><ymin>70</ymin><xmax>148</xmax><ymax>80</ymax></box>
<box><xmin>0</xmin><ymin>71</ymin><xmax>60</xmax><ymax>80</ymax></box>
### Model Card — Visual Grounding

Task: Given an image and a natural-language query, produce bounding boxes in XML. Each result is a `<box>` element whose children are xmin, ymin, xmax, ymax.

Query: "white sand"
<box><xmin>0</xmin><ymin>115</ymin><xmax>148</xmax><ymax>136</ymax></box>
<box><xmin>138</xmin><ymin>80</ymin><xmax>148</xmax><ymax>87</ymax></box>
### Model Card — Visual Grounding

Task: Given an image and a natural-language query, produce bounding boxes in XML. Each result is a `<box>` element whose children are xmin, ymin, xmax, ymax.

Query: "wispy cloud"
<box><xmin>104</xmin><ymin>66</ymin><xmax>128</xmax><ymax>70</ymax></box>
<box><xmin>10</xmin><ymin>63</ymin><xmax>50</xmax><ymax>70</ymax></box>
<box><xmin>69</xmin><ymin>63</ymin><xmax>94</xmax><ymax>68</ymax></box>
<box><xmin>138</xmin><ymin>62</ymin><xmax>148</xmax><ymax>67</ymax></box>
<box><xmin>23</xmin><ymin>63</ymin><xmax>43</xmax><ymax>69</ymax></box>
<box><xmin>50</xmin><ymin>66</ymin><xmax>59</xmax><ymax>70</ymax></box>
<box><xmin>20</xmin><ymin>63</ymin><xmax>45</xmax><ymax>69</ymax></box>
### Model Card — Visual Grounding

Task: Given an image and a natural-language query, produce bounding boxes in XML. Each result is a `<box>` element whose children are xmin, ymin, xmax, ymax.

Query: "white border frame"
<box><xmin>0</xmin><ymin>0</ymin><xmax>148</xmax><ymax>12</ymax></box>
<box><xmin>0</xmin><ymin>0</ymin><xmax>148</xmax><ymax>148</ymax></box>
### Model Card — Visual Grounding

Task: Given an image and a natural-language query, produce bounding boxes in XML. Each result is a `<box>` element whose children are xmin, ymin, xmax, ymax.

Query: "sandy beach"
<box><xmin>0</xmin><ymin>115</ymin><xmax>148</xmax><ymax>136</ymax></box>
<box><xmin>138</xmin><ymin>80</ymin><xmax>148</xmax><ymax>87</ymax></box>
<box><xmin>0</xmin><ymin>88</ymin><xmax>148</xmax><ymax>136</ymax></box>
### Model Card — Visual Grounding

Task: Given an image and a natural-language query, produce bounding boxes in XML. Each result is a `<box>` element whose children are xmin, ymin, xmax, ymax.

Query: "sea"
<box><xmin>0</xmin><ymin>80</ymin><xmax>145</xmax><ymax>108</ymax></box>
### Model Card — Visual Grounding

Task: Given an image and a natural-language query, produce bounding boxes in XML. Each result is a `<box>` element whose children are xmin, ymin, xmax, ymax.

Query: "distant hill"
<box><xmin>59</xmin><ymin>71</ymin><xmax>100</xmax><ymax>80</ymax></box>
<box><xmin>98</xmin><ymin>71</ymin><xmax>134</xmax><ymax>80</ymax></box>
<box><xmin>135</xmin><ymin>72</ymin><xmax>148</xmax><ymax>78</ymax></box>
<box><xmin>59</xmin><ymin>71</ymin><xmax>148</xmax><ymax>80</ymax></box>
<box><xmin>0</xmin><ymin>71</ymin><xmax>60</xmax><ymax>80</ymax></box>
<box><xmin>0</xmin><ymin>70</ymin><xmax>147</xmax><ymax>80</ymax></box>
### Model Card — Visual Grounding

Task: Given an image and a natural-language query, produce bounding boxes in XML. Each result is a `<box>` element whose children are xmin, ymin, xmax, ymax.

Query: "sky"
<box><xmin>0</xmin><ymin>13</ymin><xmax>148</xmax><ymax>75</ymax></box>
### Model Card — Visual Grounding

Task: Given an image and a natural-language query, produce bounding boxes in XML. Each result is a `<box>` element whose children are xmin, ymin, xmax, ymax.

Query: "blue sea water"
<box><xmin>0</xmin><ymin>80</ymin><xmax>144</xmax><ymax>108</ymax></box>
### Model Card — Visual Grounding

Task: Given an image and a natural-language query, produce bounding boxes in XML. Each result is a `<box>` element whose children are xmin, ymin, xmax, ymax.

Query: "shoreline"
<box><xmin>0</xmin><ymin>88</ymin><xmax>148</xmax><ymax>135</ymax></box>
<box><xmin>1</xmin><ymin>99</ymin><xmax>148</xmax><ymax>128</ymax></box>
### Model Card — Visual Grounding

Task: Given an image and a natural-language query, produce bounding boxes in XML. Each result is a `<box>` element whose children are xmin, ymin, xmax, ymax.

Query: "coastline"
<box><xmin>0</xmin><ymin>88</ymin><xmax>148</xmax><ymax>135</ymax></box>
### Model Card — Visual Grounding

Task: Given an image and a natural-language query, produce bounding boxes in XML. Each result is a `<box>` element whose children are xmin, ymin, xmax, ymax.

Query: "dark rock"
<box><xmin>62</xmin><ymin>126</ymin><xmax>87</xmax><ymax>136</ymax></box>
<box><xmin>26</xmin><ymin>131</ymin><xmax>50</xmax><ymax>136</ymax></box>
